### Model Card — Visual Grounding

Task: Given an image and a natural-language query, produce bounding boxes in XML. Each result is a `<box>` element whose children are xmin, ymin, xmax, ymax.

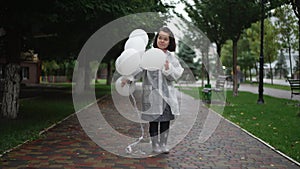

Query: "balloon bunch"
<box><xmin>114</xmin><ymin>29</ymin><xmax>169</xmax><ymax>155</ymax></box>
<box><xmin>115</xmin><ymin>29</ymin><xmax>148</xmax><ymax>96</ymax></box>
<box><xmin>115</xmin><ymin>29</ymin><xmax>166</xmax><ymax>96</ymax></box>
<box><xmin>114</xmin><ymin>29</ymin><xmax>150</xmax><ymax>155</ymax></box>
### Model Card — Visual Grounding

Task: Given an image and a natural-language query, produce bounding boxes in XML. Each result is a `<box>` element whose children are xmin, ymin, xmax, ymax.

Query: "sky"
<box><xmin>161</xmin><ymin>0</ymin><xmax>192</xmax><ymax>21</ymax></box>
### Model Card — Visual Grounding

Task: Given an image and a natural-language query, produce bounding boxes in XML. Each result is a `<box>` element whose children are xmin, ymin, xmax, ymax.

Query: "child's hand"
<box><xmin>164</xmin><ymin>60</ymin><xmax>169</xmax><ymax>70</ymax></box>
<box><xmin>121</xmin><ymin>79</ymin><xmax>128</xmax><ymax>87</ymax></box>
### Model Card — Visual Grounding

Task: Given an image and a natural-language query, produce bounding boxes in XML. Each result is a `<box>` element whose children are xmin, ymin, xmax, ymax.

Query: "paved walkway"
<box><xmin>239</xmin><ymin>84</ymin><xmax>300</xmax><ymax>101</ymax></box>
<box><xmin>0</xmin><ymin>85</ymin><xmax>300</xmax><ymax>168</ymax></box>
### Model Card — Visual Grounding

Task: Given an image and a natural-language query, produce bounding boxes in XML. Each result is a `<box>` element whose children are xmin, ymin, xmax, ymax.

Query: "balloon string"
<box><xmin>125</xmin><ymin>93</ymin><xmax>145</xmax><ymax>154</ymax></box>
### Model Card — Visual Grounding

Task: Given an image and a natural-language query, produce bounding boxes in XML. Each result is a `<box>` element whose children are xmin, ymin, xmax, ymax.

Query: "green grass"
<box><xmin>180</xmin><ymin>87</ymin><xmax>300</xmax><ymax>163</ymax></box>
<box><xmin>0</xmin><ymin>84</ymin><xmax>111</xmax><ymax>154</ymax></box>
<box><xmin>224</xmin><ymin>91</ymin><xmax>300</xmax><ymax>162</ymax></box>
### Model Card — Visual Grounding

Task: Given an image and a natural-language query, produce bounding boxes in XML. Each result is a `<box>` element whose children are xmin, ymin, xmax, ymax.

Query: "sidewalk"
<box><xmin>239</xmin><ymin>83</ymin><xmax>300</xmax><ymax>101</ymax></box>
<box><xmin>197</xmin><ymin>78</ymin><xmax>300</xmax><ymax>101</ymax></box>
<box><xmin>1</xmin><ymin>88</ymin><xmax>300</xmax><ymax>168</ymax></box>
<box><xmin>241</xmin><ymin>78</ymin><xmax>300</xmax><ymax>100</ymax></box>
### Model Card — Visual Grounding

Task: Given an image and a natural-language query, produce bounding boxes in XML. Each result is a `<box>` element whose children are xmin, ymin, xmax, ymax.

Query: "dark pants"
<box><xmin>149</xmin><ymin>121</ymin><xmax>170</xmax><ymax>137</ymax></box>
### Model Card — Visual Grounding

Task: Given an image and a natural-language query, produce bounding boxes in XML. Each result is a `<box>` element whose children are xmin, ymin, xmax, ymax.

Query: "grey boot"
<box><xmin>151</xmin><ymin>135</ymin><xmax>162</xmax><ymax>153</ymax></box>
<box><xmin>160</xmin><ymin>131</ymin><xmax>169</xmax><ymax>154</ymax></box>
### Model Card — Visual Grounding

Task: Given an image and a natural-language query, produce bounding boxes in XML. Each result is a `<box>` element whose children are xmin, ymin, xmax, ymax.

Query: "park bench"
<box><xmin>287</xmin><ymin>79</ymin><xmax>300</xmax><ymax>99</ymax></box>
<box><xmin>202</xmin><ymin>75</ymin><xmax>227</xmax><ymax>103</ymax></box>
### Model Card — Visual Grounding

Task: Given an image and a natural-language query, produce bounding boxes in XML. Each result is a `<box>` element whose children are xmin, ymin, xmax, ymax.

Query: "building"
<box><xmin>0</xmin><ymin>51</ymin><xmax>41</xmax><ymax>85</ymax></box>
<box><xmin>0</xmin><ymin>27</ymin><xmax>41</xmax><ymax>86</ymax></box>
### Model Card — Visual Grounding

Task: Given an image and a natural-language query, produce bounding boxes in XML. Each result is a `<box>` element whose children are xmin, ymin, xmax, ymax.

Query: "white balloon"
<box><xmin>124</xmin><ymin>36</ymin><xmax>146</xmax><ymax>52</ymax></box>
<box><xmin>115</xmin><ymin>48</ymin><xmax>141</xmax><ymax>76</ymax></box>
<box><xmin>140</xmin><ymin>48</ymin><xmax>166</xmax><ymax>71</ymax></box>
<box><xmin>129</xmin><ymin>29</ymin><xmax>149</xmax><ymax>45</ymax></box>
<box><xmin>115</xmin><ymin>76</ymin><xmax>135</xmax><ymax>96</ymax></box>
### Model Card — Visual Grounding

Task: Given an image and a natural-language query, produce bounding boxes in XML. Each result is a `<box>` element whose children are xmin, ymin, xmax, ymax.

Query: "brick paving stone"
<box><xmin>0</xmin><ymin>91</ymin><xmax>300</xmax><ymax>168</ymax></box>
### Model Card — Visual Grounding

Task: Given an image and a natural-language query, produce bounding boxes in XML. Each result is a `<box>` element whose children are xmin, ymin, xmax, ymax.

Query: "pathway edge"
<box><xmin>210</xmin><ymin>107</ymin><xmax>300</xmax><ymax>167</ymax></box>
<box><xmin>0</xmin><ymin>95</ymin><xmax>108</xmax><ymax>158</ymax></box>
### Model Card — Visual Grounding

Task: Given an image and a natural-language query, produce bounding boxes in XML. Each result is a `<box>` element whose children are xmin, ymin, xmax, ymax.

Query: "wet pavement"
<box><xmin>1</xmin><ymin>84</ymin><xmax>300</xmax><ymax>169</ymax></box>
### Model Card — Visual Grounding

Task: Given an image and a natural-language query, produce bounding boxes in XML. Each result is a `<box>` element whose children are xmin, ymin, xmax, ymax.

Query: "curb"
<box><xmin>225</xmin><ymin>118</ymin><xmax>300</xmax><ymax>167</ymax></box>
<box><xmin>211</xmin><ymin>109</ymin><xmax>300</xmax><ymax>167</ymax></box>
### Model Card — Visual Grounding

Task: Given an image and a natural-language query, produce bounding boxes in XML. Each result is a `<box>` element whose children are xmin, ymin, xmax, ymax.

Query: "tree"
<box><xmin>245</xmin><ymin>22</ymin><xmax>261</xmax><ymax>78</ymax></box>
<box><xmin>275</xmin><ymin>49</ymin><xmax>289</xmax><ymax>78</ymax></box>
<box><xmin>184</xmin><ymin>0</ymin><xmax>288</xmax><ymax>96</ymax></box>
<box><xmin>184</xmin><ymin>0</ymin><xmax>228</xmax><ymax>58</ymax></box>
<box><xmin>274</xmin><ymin>4</ymin><xmax>298</xmax><ymax>78</ymax></box>
<box><xmin>0</xmin><ymin>0</ymin><xmax>168</xmax><ymax>119</ymax></box>
<box><xmin>290</xmin><ymin>0</ymin><xmax>300</xmax><ymax>78</ymax></box>
<box><xmin>222</xmin><ymin>19</ymin><xmax>279</xmax><ymax>83</ymax></box>
<box><xmin>172</xmin><ymin>12</ymin><xmax>212</xmax><ymax>85</ymax></box>
<box><xmin>177</xmin><ymin>40</ymin><xmax>200</xmax><ymax>80</ymax></box>
<box><xmin>221</xmin><ymin>31</ymin><xmax>257</xmax><ymax>82</ymax></box>
<box><xmin>221</xmin><ymin>40</ymin><xmax>233</xmax><ymax>69</ymax></box>
<box><xmin>41</xmin><ymin>60</ymin><xmax>59</xmax><ymax>82</ymax></box>
<box><xmin>219</xmin><ymin>0</ymin><xmax>263</xmax><ymax>96</ymax></box>
<box><xmin>293</xmin><ymin>54</ymin><xmax>300</xmax><ymax>77</ymax></box>
<box><xmin>237</xmin><ymin>35</ymin><xmax>257</xmax><ymax>82</ymax></box>
<box><xmin>0</xmin><ymin>1</ymin><xmax>54</xmax><ymax>119</ymax></box>
<box><xmin>263</xmin><ymin>19</ymin><xmax>280</xmax><ymax>84</ymax></box>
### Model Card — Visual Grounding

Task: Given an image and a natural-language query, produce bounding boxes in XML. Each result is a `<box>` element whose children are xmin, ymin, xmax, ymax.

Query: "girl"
<box><xmin>123</xmin><ymin>27</ymin><xmax>183</xmax><ymax>154</ymax></box>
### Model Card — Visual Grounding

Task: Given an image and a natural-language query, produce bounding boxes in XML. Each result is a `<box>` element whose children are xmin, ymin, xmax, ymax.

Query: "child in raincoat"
<box><xmin>123</xmin><ymin>27</ymin><xmax>183</xmax><ymax>154</ymax></box>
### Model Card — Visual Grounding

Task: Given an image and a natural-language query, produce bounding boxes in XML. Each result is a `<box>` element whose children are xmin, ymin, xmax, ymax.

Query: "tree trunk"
<box><xmin>201</xmin><ymin>62</ymin><xmax>205</xmax><ymax>87</ymax></box>
<box><xmin>204</xmin><ymin>51</ymin><xmax>210</xmax><ymax>85</ymax></box>
<box><xmin>215</xmin><ymin>43</ymin><xmax>223</xmax><ymax>75</ymax></box>
<box><xmin>254</xmin><ymin>62</ymin><xmax>258</xmax><ymax>81</ymax></box>
<box><xmin>106</xmin><ymin>61</ymin><xmax>112</xmax><ymax>85</ymax></box>
<box><xmin>216</xmin><ymin>43</ymin><xmax>222</xmax><ymax>58</ymax></box>
<box><xmin>291</xmin><ymin>0</ymin><xmax>300</xmax><ymax>79</ymax></box>
<box><xmin>232</xmin><ymin>39</ymin><xmax>238</xmax><ymax>96</ymax></box>
<box><xmin>74</xmin><ymin>59</ymin><xmax>91</xmax><ymax>93</ymax></box>
<box><xmin>288</xmin><ymin>46</ymin><xmax>293</xmax><ymax>78</ymax></box>
<box><xmin>1</xmin><ymin>27</ymin><xmax>22</xmax><ymax>119</ymax></box>
<box><xmin>1</xmin><ymin>63</ymin><xmax>21</xmax><ymax>119</ymax></box>
<box><xmin>279</xmin><ymin>68</ymin><xmax>282</xmax><ymax>79</ymax></box>
<box><xmin>298</xmin><ymin>19</ymin><xmax>300</xmax><ymax>79</ymax></box>
<box><xmin>249</xmin><ymin>66</ymin><xmax>253</xmax><ymax>82</ymax></box>
<box><xmin>74</xmin><ymin>64</ymin><xmax>85</xmax><ymax>94</ymax></box>
<box><xmin>84</xmin><ymin>65</ymin><xmax>91</xmax><ymax>90</ymax></box>
<box><xmin>268</xmin><ymin>58</ymin><xmax>273</xmax><ymax>85</ymax></box>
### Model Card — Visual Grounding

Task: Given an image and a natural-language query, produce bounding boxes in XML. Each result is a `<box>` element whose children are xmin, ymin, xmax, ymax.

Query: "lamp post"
<box><xmin>257</xmin><ymin>0</ymin><xmax>265</xmax><ymax>104</ymax></box>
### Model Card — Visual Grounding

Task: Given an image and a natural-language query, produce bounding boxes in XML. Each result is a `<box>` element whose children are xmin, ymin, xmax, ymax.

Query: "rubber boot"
<box><xmin>151</xmin><ymin>135</ymin><xmax>162</xmax><ymax>153</ymax></box>
<box><xmin>160</xmin><ymin>131</ymin><xmax>169</xmax><ymax>154</ymax></box>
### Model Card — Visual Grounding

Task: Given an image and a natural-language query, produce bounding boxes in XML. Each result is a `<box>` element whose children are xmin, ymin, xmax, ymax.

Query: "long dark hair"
<box><xmin>152</xmin><ymin>27</ymin><xmax>176</xmax><ymax>52</ymax></box>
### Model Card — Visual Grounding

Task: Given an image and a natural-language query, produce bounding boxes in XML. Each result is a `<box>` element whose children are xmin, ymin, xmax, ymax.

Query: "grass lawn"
<box><xmin>0</xmin><ymin>83</ymin><xmax>111</xmax><ymax>155</ymax></box>
<box><xmin>223</xmin><ymin>91</ymin><xmax>300</xmax><ymax>163</ymax></box>
<box><xmin>179</xmin><ymin>86</ymin><xmax>300</xmax><ymax>163</ymax></box>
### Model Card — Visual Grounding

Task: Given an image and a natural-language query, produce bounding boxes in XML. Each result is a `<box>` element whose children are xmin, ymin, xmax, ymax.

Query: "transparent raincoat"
<box><xmin>131</xmin><ymin>51</ymin><xmax>184</xmax><ymax>118</ymax></box>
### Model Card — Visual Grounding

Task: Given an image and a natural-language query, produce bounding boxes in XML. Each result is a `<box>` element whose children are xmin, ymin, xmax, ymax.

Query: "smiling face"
<box><xmin>156</xmin><ymin>31</ymin><xmax>170</xmax><ymax>50</ymax></box>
